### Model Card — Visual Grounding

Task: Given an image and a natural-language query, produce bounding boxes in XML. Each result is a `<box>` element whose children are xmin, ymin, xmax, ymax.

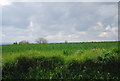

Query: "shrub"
<box><xmin>19</xmin><ymin>40</ymin><xmax>29</xmax><ymax>44</ymax></box>
<box><xmin>15</xmin><ymin>57</ymin><xmax>37</xmax><ymax>72</ymax></box>
<box><xmin>67</xmin><ymin>60</ymin><xmax>82</xmax><ymax>72</ymax></box>
<box><xmin>39</xmin><ymin>57</ymin><xmax>64</xmax><ymax>70</ymax></box>
<box><xmin>112</xmin><ymin>48</ymin><xmax>120</xmax><ymax>54</ymax></box>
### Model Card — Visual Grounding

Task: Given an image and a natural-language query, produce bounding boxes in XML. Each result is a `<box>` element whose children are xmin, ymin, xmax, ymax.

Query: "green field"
<box><xmin>2</xmin><ymin>41</ymin><xmax>120</xmax><ymax>80</ymax></box>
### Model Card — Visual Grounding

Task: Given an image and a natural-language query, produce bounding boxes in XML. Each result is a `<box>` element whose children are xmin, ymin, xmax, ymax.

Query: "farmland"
<box><xmin>2</xmin><ymin>41</ymin><xmax>120</xmax><ymax>80</ymax></box>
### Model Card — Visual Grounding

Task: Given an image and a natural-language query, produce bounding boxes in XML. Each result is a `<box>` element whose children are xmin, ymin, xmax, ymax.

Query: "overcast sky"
<box><xmin>1</xmin><ymin>1</ymin><xmax>118</xmax><ymax>44</ymax></box>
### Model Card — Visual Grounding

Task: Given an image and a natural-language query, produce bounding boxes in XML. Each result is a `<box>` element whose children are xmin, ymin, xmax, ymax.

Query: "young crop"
<box><xmin>2</xmin><ymin>41</ymin><xmax>120</xmax><ymax>80</ymax></box>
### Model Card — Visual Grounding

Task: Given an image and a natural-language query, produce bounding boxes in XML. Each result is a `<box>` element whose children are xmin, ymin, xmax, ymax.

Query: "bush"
<box><xmin>67</xmin><ymin>60</ymin><xmax>82</xmax><ymax>73</ymax></box>
<box><xmin>2</xmin><ymin>53</ymin><xmax>120</xmax><ymax>79</ymax></box>
<box><xmin>38</xmin><ymin>57</ymin><xmax>64</xmax><ymax>70</ymax></box>
<box><xmin>112</xmin><ymin>48</ymin><xmax>120</xmax><ymax>54</ymax></box>
<box><xmin>19</xmin><ymin>40</ymin><xmax>29</xmax><ymax>44</ymax></box>
<box><xmin>15</xmin><ymin>57</ymin><xmax>37</xmax><ymax>72</ymax></box>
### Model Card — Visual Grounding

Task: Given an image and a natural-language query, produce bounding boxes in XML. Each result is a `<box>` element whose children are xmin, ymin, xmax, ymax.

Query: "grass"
<box><xmin>2</xmin><ymin>41</ymin><xmax>120</xmax><ymax>80</ymax></box>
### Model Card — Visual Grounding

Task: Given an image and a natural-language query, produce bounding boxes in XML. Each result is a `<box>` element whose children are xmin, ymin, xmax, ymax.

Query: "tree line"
<box><xmin>13</xmin><ymin>37</ymin><xmax>48</xmax><ymax>44</ymax></box>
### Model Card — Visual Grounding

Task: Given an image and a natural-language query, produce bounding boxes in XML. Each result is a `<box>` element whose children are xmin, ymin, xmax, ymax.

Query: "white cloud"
<box><xmin>28</xmin><ymin>21</ymin><xmax>36</xmax><ymax>32</ymax></box>
<box><xmin>2</xmin><ymin>2</ymin><xmax>118</xmax><ymax>44</ymax></box>
<box><xmin>99</xmin><ymin>32</ymin><xmax>109</xmax><ymax>37</ymax></box>
<box><xmin>90</xmin><ymin>22</ymin><xmax>104</xmax><ymax>31</ymax></box>
<box><xmin>0</xmin><ymin>0</ymin><xmax>11</xmax><ymax>6</ymax></box>
<box><xmin>2</xmin><ymin>34</ymin><xmax>6</xmax><ymax>37</ymax></box>
<box><xmin>45</xmin><ymin>30</ymin><xmax>87</xmax><ymax>42</ymax></box>
<box><xmin>0</xmin><ymin>33</ymin><xmax>6</xmax><ymax>39</ymax></box>
<box><xmin>88</xmin><ymin>21</ymin><xmax>118</xmax><ymax>41</ymax></box>
<box><xmin>97</xmin><ymin>4</ymin><xmax>118</xmax><ymax>19</ymax></box>
<box><xmin>2</xmin><ymin>26</ymin><xmax>36</xmax><ymax>43</ymax></box>
<box><xmin>97</xmin><ymin>22</ymin><xmax>104</xmax><ymax>27</ymax></box>
<box><xmin>105</xmin><ymin>25</ymin><xmax>118</xmax><ymax>36</ymax></box>
<box><xmin>105</xmin><ymin>25</ymin><xmax>111</xmax><ymax>30</ymax></box>
<box><xmin>0</xmin><ymin>0</ymin><xmax>119</xmax><ymax>6</ymax></box>
<box><xmin>45</xmin><ymin>32</ymin><xmax>65</xmax><ymax>42</ymax></box>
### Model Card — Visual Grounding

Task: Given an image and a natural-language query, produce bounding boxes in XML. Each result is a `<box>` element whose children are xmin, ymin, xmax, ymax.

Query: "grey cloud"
<box><xmin>2</xmin><ymin>2</ymin><xmax>118</xmax><ymax>43</ymax></box>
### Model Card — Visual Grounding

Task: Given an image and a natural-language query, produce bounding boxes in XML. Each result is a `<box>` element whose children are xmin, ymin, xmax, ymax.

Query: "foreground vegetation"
<box><xmin>2</xmin><ymin>41</ymin><xmax>120</xmax><ymax>80</ymax></box>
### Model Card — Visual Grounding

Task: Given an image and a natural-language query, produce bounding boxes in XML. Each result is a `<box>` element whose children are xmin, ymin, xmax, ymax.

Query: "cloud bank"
<box><xmin>2</xmin><ymin>2</ymin><xmax>118</xmax><ymax>44</ymax></box>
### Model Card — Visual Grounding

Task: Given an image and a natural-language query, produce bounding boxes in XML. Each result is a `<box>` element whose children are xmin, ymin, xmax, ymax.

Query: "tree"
<box><xmin>13</xmin><ymin>41</ymin><xmax>17</xmax><ymax>44</ymax></box>
<box><xmin>65</xmin><ymin>40</ymin><xmax>68</xmax><ymax>43</ymax></box>
<box><xmin>35</xmin><ymin>38</ymin><xmax>48</xmax><ymax>44</ymax></box>
<box><xmin>19</xmin><ymin>40</ymin><xmax>29</xmax><ymax>44</ymax></box>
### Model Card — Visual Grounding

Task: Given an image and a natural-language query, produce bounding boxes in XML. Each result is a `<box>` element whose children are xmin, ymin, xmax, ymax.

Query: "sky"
<box><xmin>1</xmin><ymin>0</ymin><xmax>119</xmax><ymax>44</ymax></box>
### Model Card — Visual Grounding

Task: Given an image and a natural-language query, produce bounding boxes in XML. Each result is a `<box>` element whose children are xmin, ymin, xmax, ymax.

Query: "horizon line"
<box><xmin>1</xmin><ymin>40</ymin><xmax>119</xmax><ymax>45</ymax></box>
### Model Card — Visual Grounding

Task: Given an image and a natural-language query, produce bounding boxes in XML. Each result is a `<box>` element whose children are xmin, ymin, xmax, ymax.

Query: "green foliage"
<box><xmin>2</xmin><ymin>41</ymin><xmax>120</xmax><ymax>80</ymax></box>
